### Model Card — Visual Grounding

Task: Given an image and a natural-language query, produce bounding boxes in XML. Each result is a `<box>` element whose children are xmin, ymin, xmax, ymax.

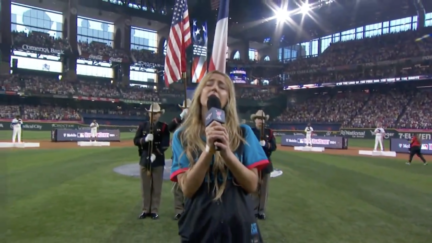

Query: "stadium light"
<box><xmin>300</xmin><ymin>3</ymin><xmax>310</xmax><ymax>15</ymax></box>
<box><xmin>275</xmin><ymin>8</ymin><xmax>289</xmax><ymax>22</ymax></box>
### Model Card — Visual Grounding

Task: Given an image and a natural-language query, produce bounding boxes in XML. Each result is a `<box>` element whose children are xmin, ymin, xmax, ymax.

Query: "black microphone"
<box><xmin>205</xmin><ymin>95</ymin><xmax>225</xmax><ymax>151</ymax></box>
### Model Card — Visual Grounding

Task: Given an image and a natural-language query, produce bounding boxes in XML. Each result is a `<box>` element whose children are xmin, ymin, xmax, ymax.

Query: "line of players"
<box><xmin>9</xmin><ymin>114</ymin><xmax>427</xmax><ymax>167</ymax></box>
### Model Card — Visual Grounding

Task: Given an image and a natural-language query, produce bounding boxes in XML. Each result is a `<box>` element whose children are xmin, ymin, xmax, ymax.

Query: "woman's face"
<box><xmin>200</xmin><ymin>73</ymin><xmax>229</xmax><ymax>108</ymax></box>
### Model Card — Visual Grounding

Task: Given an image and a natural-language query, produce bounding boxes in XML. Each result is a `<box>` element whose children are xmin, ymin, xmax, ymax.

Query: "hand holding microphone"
<box><xmin>205</xmin><ymin>122</ymin><xmax>229</xmax><ymax>153</ymax></box>
<box><xmin>205</xmin><ymin>95</ymin><xmax>228</xmax><ymax>152</ymax></box>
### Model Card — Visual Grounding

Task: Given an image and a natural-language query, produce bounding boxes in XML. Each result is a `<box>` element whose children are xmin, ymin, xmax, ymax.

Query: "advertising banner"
<box><xmin>52</xmin><ymin>129</ymin><xmax>120</xmax><ymax>142</ymax></box>
<box><xmin>338</xmin><ymin>129</ymin><xmax>398</xmax><ymax>139</ymax></box>
<box><xmin>390</xmin><ymin>138</ymin><xmax>432</xmax><ymax>155</ymax></box>
<box><xmin>281</xmin><ymin>135</ymin><xmax>348</xmax><ymax>149</ymax></box>
<box><xmin>16</xmin><ymin>44</ymin><xmax>64</xmax><ymax>55</ymax></box>
<box><xmin>0</xmin><ymin>121</ymin><xmax>135</xmax><ymax>133</ymax></box>
<box><xmin>273</xmin><ymin>130</ymin><xmax>333</xmax><ymax>137</ymax></box>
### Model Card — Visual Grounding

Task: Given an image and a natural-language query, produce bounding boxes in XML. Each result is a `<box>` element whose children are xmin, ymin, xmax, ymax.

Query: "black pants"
<box><xmin>409</xmin><ymin>146</ymin><xmax>426</xmax><ymax>163</ymax></box>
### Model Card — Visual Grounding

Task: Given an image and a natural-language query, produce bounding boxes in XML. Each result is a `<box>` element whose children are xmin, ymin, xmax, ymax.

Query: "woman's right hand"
<box><xmin>205</xmin><ymin>121</ymin><xmax>226</xmax><ymax>148</ymax></box>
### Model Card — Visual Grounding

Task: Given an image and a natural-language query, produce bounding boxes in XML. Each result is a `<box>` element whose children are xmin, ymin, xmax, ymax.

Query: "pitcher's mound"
<box><xmin>113</xmin><ymin>159</ymin><xmax>173</xmax><ymax>180</ymax></box>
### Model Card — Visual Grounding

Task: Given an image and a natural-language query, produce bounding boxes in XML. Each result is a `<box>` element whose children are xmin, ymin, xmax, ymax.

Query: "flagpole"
<box><xmin>182</xmin><ymin>72</ymin><xmax>187</xmax><ymax>107</ymax></box>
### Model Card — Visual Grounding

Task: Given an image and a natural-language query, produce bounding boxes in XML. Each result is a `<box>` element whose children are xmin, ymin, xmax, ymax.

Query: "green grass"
<box><xmin>1</xmin><ymin>131</ymin><xmax>431</xmax><ymax>243</ymax></box>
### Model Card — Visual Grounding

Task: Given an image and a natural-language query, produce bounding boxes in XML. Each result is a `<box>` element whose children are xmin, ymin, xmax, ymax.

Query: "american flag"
<box><xmin>164</xmin><ymin>0</ymin><xmax>191</xmax><ymax>87</ymax></box>
<box><xmin>192</xmin><ymin>56</ymin><xmax>208</xmax><ymax>83</ymax></box>
<box><xmin>208</xmin><ymin>0</ymin><xmax>229</xmax><ymax>73</ymax></box>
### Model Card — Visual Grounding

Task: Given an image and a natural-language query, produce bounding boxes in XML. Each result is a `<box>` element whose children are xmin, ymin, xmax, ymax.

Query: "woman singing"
<box><xmin>170</xmin><ymin>71</ymin><xmax>269</xmax><ymax>242</ymax></box>
<box><xmin>406</xmin><ymin>134</ymin><xmax>427</xmax><ymax>165</ymax></box>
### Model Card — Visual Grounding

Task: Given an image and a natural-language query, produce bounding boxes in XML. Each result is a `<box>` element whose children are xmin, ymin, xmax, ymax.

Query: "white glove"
<box><xmin>145</xmin><ymin>134</ymin><xmax>154</xmax><ymax>142</ymax></box>
<box><xmin>180</xmin><ymin>108</ymin><xmax>188</xmax><ymax>120</ymax></box>
<box><xmin>150</xmin><ymin>154</ymin><xmax>156</xmax><ymax>163</ymax></box>
<box><xmin>259</xmin><ymin>140</ymin><xmax>266</xmax><ymax>147</ymax></box>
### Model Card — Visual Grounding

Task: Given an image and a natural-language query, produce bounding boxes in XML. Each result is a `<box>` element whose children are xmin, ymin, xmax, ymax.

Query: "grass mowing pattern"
<box><xmin>1</xmin><ymin>131</ymin><xmax>431</xmax><ymax>242</ymax></box>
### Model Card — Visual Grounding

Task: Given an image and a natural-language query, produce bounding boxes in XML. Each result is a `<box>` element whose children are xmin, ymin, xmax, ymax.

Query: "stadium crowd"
<box><xmin>131</xmin><ymin>49</ymin><xmax>164</xmax><ymax>64</ymax></box>
<box><xmin>285</xmin><ymin>27</ymin><xmax>432</xmax><ymax>84</ymax></box>
<box><xmin>4</xmin><ymin>26</ymin><xmax>432</xmax><ymax>128</ymax></box>
<box><xmin>0</xmin><ymin>76</ymin><xmax>22</xmax><ymax>92</ymax></box>
<box><xmin>275</xmin><ymin>89</ymin><xmax>432</xmax><ymax>129</ymax></box>
<box><xmin>12</xmin><ymin>31</ymin><xmax>70</xmax><ymax>52</ymax></box>
<box><xmin>78</xmin><ymin>41</ymin><xmax>129</xmax><ymax>60</ymax></box>
<box><xmin>0</xmin><ymin>105</ymin><xmax>20</xmax><ymax>119</ymax></box>
<box><xmin>398</xmin><ymin>90</ymin><xmax>432</xmax><ymax>129</ymax></box>
<box><xmin>23</xmin><ymin>76</ymin><xmax>75</xmax><ymax>96</ymax></box>
<box><xmin>22</xmin><ymin>105</ymin><xmax>81</xmax><ymax>121</ymax></box>
<box><xmin>0</xmin><ymin>74</ymin><xmax>277</xmax><ymax>101</ymax></box>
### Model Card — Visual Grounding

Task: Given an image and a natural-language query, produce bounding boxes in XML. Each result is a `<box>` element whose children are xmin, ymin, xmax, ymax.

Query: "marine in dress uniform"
<box><xmin>133</xmin><ymin>103</ymin><xmax>170</xmax><ymax>220</ymax></box>
<box><xmin>167</xmin><ymin>99</ymin><xmax>191</xmax><ymax>220</ymax></box>
<box><xmin>250</xmin><ymin>110</ymin><xmax>277</xmax><ymax>220</ymax></box>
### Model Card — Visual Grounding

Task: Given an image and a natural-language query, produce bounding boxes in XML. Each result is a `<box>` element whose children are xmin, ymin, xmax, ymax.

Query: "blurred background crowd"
<box><xmin>2</xmin><ymin>26</ymin><xmax>432</xmax><ymax>129</ymax></box>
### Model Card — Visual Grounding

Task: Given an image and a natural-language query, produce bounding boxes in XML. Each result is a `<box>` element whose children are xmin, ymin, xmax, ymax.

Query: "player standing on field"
<box><xmin>11</xmin><ymin>115</ymin><xmax>23</xmax><ymax>143</ymax></box>
<box><xmin>373</xmin><ymin>123</ymin><xmax>385</xmax><ymax>151</ymax></box>
<box><xmin>90</xmin><ymin>120</ymin><xmax>99</xmax><ymax>142</ymax></box>
<box><xmin>304</xmin><ymin>123</ymin><xmax>313</xmax><ymax>147</ymax></box>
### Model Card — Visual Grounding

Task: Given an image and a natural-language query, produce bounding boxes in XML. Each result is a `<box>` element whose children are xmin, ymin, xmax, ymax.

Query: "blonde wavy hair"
<box><xmin>178</xmin><ymin>70</ymin><xmax>245</xmax><ymax>200</ymax></box>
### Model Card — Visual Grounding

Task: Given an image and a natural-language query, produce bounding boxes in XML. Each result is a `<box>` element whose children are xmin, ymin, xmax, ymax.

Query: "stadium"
<box><xmin>1</xmin><ymin>0</ymin><xmax>431</xmax><ymax>242</ymax></box>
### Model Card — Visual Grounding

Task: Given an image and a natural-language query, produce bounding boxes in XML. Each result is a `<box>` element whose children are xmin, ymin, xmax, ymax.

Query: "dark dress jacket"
<box><xmin>133</xmin><ymin>120</ymin><xmax>170</xmax><ymax>168</ymax></box>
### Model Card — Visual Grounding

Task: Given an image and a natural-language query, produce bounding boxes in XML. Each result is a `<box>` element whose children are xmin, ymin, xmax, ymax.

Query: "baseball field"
<box><xmin>1</xmin><ymin>131</ymin><xmax>431</xmax><ymax>243</ymax></box>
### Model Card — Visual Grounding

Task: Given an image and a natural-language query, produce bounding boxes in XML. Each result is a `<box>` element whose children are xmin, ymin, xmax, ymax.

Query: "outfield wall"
<box><xmin>273</xmin><ymin>128</ymin><xmax>432</xmax><ymax>140</ymax></box>
<box><xmin>1</xmin><ymin>120</ymin><xmax>431</xmax><ymax>140</ymax></box>
<box><xmin>0</xmin><ymin>119</ymin><xmax>137</xmax><ymax>133</ymax></box>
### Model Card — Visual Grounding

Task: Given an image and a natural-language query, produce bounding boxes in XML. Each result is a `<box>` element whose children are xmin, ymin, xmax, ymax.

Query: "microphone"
<box><xmin>205</xmin><ymin>95</ymin><xmax>225</xmax><ymax>151</ymax></box>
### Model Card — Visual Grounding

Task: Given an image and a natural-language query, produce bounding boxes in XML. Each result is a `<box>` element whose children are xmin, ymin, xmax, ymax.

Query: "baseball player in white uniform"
<box><xmin>304</xmin><ymin>123</ymin><xmax>313</xmax><ymax>147</ymax></box>
<box><xmin>90</xmin><ymin>120</ymin><xmax>99</xmax><ymax>142</ymax></box>
<box><xmin>373</xmin><ymin>124</ymin><xmax>385</xmax><ymax>151</ymax></box>
<box><xmin>11</xmin><ymin>115</ymin><xmax>23</xmax><ymax>143</ymax></box>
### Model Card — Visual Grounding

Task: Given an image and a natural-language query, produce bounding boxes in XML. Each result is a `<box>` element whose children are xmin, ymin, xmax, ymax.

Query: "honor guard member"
<box><xmin>250</xmin><ymin>110</ymin><xmax>277</xmax><ymax>220</ymax></box>
<box><xmin>133</xmin><ymin>103</ymin><xmax>170</xmax><ymax>220</ymax></box>
<box><xmin>167</xmin><ymin>99</ymin><xmax>191</xmax><ymax>220</ymax></box>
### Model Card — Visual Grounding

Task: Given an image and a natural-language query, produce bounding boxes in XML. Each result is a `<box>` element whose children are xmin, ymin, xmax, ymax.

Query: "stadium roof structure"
<box><xmin>12</xmin><ymin>0</ymin><xmax>431</xmax><ymax>50</ymax></box>
<box><xmin>227</xmin><ymin>0</ymin><xmax>430</xmax><ymax>45</ymax></box>
<box><xmin>14</xmin><ymin>0</ymin><xmax>170</xmax><ymax>31</ymax></box>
